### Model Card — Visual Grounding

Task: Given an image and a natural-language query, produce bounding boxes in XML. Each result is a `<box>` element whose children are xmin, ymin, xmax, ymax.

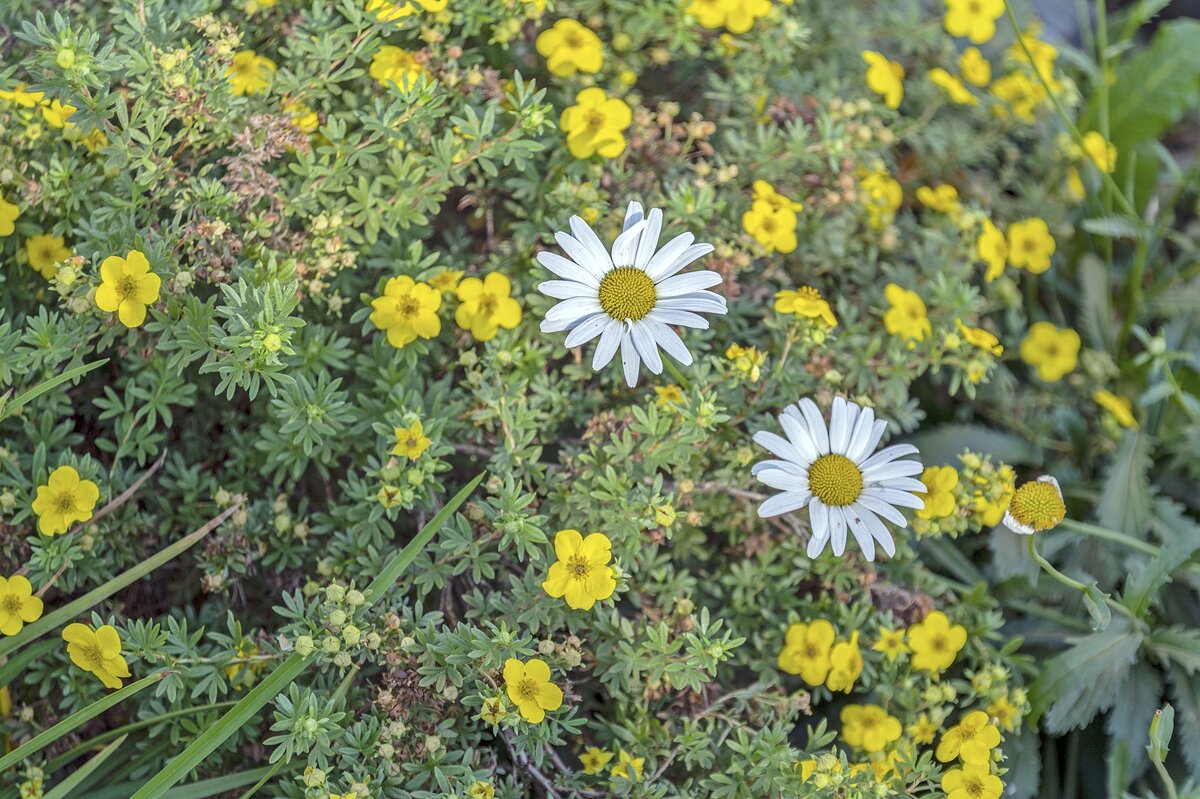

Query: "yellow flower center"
<box><xmin>929</xmin><ymin>633</ymin><xmax>949</xmax><ymax>653</ymax></box>
<box><xmin>54</xmin><ymin>491</ymin><xmax>77</xmax><ymax>513</ymax></box>
<box><xmin>598</xmin><ymin>267</ymin><xmax>656</xmax><ymax>321</ymax></box>
<box><xmin>517</xmin><ymin>678</ymin><xmax>541</xmax><ymax>700</ymax></box>
<box><xmin>807</xmin><ymin>454</ymin><xmax>863</xmax><ymax>507</ymax></box>
<box><xmin>583</xmin><ymin>109</ymin><xmax>607</xmax><ymax>130</ymax></box>
<box><xmin>477</xmin><ymin>293</ymin><xmax>498</xmax><ymax>317</ymax></box>
<box><xmin>802</xmin><ymin>643</ymin><xmax>821</xmax><ymax>659</ymax></box>
<box><xmin>962</xmin><ymin>774</ymin><xmax>986</xmax><ymax>798</ymax></box>
<box><xmin>396</xmin><ymin>296</ymin><xmax>421</xmax><ymax>319</ymax></box>
<box><xmin>117</xmin><ymin>276</ymin><xmax>139</xmax><ymax>301</ymax></box>
<box><xmin>958</xmin><ymin>723</ymin><xmax>978</xmax><ymax>742</ymax></box>
<box><xmin>567</xmin><ymin>554</ymin><xmax>592</xmax><ymax>578</ymax></box>
<box><xmin>562</xmin><ymin>31</ymin><xmax>584</xmax><ymax>48</ymax></box>
<box><xmin>1</xmin><ymin>594</ymin><xmax>22</xmax><ymax>614</ymax></box>
<box><xmin>1008</xmin><ymin>481</ymin><xmax>1065</xmax><ymax>531</ymax></box>
<box><xmin>80</xmin><ymin>643</ymin><xmax>106</xmax><ymax>670</ymax></box>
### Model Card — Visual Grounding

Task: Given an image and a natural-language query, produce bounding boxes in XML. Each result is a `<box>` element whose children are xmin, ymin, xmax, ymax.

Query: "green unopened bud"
<box><xmin>325</xmin><ymin>584</ymin><xmax>346</xmax><ymax>603</ymax></box>
<box><xmin>56</xmin><ymin>49</ymin><xmax>77</xmax><ymax>69</ymax></box>
<box><xmin>328</xmin><ymin>609</ymin><xmax>347</xmax><ymax>627</ymax></box>
<box><xmin>295</xmin><ymin>635</ymin><xmax>315</xmax><ymax>657</ymax></box>
<box><xmin>342</xmin><ymin>624</ymin><xmax>361</xmax><ymax>646</ymax></box>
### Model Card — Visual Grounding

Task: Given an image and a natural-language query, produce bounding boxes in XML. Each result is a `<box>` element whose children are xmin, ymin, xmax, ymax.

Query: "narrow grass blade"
<box><xmin>0</xmin><ymin>672</ymin><xmax>163</xmax><ymax>772</ymax></box>
<box><xmin>43</xmin><ymin>734</ymin><xmax>128</xmax><ymax>799</ymax></box>
<box><xmin>0</xmin><ymin>503</ymin><xmax>241</xmax><ymax>660</ymax></box>
<box><xmin>0</xmin><ymin>639</ymin><xmax>57</xmax><ymax>689</ymax></box>
<box><xmin>0</xmin><ymin>359</ymin><xmax>108</xmax><ymax>421</ymax></box>
<box><xmin>83</xmin><ymin>768</ymin><xmax>274</xmax><ymax>799</ymax></box>
<box><xmin>129</xmin><ymin>474</ymin><xmax>483</xmax><ymax>799</ymax></box>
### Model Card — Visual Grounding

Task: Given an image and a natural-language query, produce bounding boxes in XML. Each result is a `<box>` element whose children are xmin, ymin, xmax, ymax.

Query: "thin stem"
<box><xmin>1001</xmin><ymin>0</ymin><xmax>1137</xmax><ymax>218</ymax></box>
<box><xmin>1025</xmin><ymin>536</ymin><xmax>1137</xmax><ymax>621</ymax></box>
<box><xmin>662</xmin><ymin>358</ymin><xmax>691</xmax><ymax>391</ymax></box>
<box><xmin>1058</xmin><ymin>518</ymin><xmax>1157</xmax><ymax>554</ymax></box>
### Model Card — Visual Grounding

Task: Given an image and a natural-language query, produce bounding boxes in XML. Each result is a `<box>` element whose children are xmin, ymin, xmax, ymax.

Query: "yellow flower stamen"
<box><xmin>1007</xmin><ymin>481</ymin><xmax>1065</xmax><ymax>531</ymax></box>
<box><xmin>598</xmin><ymin>267</ymin><xmax>656</xmax><ymax>321</ymax></box>
<box><xmin>807</xmin><ymin>454</ymin><xmax>863</xmax><ymax>507</ymax></box>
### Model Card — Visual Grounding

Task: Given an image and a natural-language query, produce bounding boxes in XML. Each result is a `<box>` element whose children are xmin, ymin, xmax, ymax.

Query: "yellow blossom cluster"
<box><xmin>369</xmin><ymin>272</ymin><xmax>520</xmax><ymax>349</ymax></box>
<box><xmin>778</xmin><ymin>620</ymin><xmax>863</xmax><ymax>692</ymax></box>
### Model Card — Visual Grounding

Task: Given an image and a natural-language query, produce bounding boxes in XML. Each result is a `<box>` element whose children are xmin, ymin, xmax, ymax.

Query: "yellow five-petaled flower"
<box><xmin>370</xmin><ymin>275</ymin><xmax>442</xmax><ymax>349</ymax></box>
<box><xmin>0</xmin><ymin>576</ymin><xmax>44</xmax><ymax>636</ymax></box>
<box><xmin>542</xmin><ymin>529</ymin><xmax>617</xmax><ymax>610</ymax></box>
<box><xmin>63</xmin><ymin>623</ymin><xmax>132</xmax><ymax>689</ymax></box>
<box><xmin>454</xmin><ymin>273</ymin><xmax>521</xmax><ymax>341</ymax></box>
<box><xmin>31</xmin><ymin>465</ymin><xmax>100</xmax><ymax>536</ymax></box>
<box><xmin>503</xmin><ymin>657</ymin><xmax>563</xmax><ymax>723</ymax></box>
<box><xmin>96</xmin><ymin>249</ymin><xmax>161</xmax><ymax>328</ymax></box>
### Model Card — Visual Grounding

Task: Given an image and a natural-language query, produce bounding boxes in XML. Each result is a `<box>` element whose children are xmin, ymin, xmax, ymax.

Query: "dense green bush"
<box><xmin>1</xmin><ymin>0</ymin><xmax>1199</xmax><ymax>797</ymax></box>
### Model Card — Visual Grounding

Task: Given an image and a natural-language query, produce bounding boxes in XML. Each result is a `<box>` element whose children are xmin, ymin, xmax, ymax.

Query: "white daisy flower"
<box><xmin>1001</xmin><ymin>475</ymin><xmax>1065</xmax><ymax>535</ymax></box>
<box><xmin>536</xmin><ymin>202</ymin><xmax>727</xmax><ymax>386</ymax></box>
<box><xmin>751</xmin><ymin>397</ymin><xmax>925</xmax><ymax>561</ymax></box>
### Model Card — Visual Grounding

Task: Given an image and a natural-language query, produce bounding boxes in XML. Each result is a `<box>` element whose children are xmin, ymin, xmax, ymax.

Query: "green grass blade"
<box><xmin>129</xmin><ymin>474</ymin><xmax>483</xmax><ymax>799</ymax></box>
<box><xmin>0</xmin><ymin>639</ymin><xmax>57</xmax><ymax>689</ymax></box>
<box><xmin>364</xmin><ymin>472</ymin><xmax>485</xmax><ymax>600</ymax></box>
<box><xmin>0</xmin><ymin>504</ymin><xmax>241</xmax><ymax>660</ymax></box>
<box><xmin>83</xmin><ymin>768</ymin><xmax>274</xmax><ymax>799</ymax></box>
<box><xmin>0</xmin><ymin>359</ymin><xmax>108</xmax><ymax>421</ymax></box>
<box><xmin>0</xmin><ymin>672</ymin><xmax>163</xmax><ymax>772</ymax></box>
<box><xmin>43</xmin><ymin>734</ymin><xmax>128</xmax><ymax>799</ymax></box>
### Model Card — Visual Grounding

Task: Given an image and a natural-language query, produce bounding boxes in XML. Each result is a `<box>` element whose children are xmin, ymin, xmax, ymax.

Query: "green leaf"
<box><xmin>1107</xmin><ymin>662</ymin><xmax>1163</xmax><ymax>785</ymax></box>
<box><xmin>1149</xmin><ymin>627</ymin><xmax>1200</xmax><ymax>675</ymax></box>
<box><xmin>1028</xmin><ymin>624</ymin><xmax>1143</xmax><ymax>733</ymax></box>
<box><xmin>1081</xmin><ymin>583</ymin><xmax>1112</xmax><ymax>631</ymax></box>
<box><xmin>0</xmin><ymin>359</ymin><xmax>108</xmax><ymax>421</ymax></box>
<box><xmin>0</xmin><ymin>673</ymin><xmax>162</xmax><ymax>772</ymax></box>
<box><xmin>1081</xmin><ymin>216</ymin><xmax>1148</xmax><ymax>240</ymax></box>
<box><xmin>1096</xmin><ymin>430</ymin><xmax>1153</xmax><ymax>536</ymax></box>
<box><xmin>44</xmin><ymin>735</ymin><xmax>128</xmax><ymax>799</ymax></box>
<box><xmin>1148</xmin><ymin>705</ymin><xmax>1175</xmax><ymax>762</ymax></box>
<box><xmin>1097</xmin><ymin>19</ymin><xmax>1200</xmax><ymax>151</ymax></box>
<box><xmin>906</xmin><ymin>423</ymin><xmax>1041</xmax><ymax>468</ymax></box>
<box><xmin>83</xmin><ymin>769</ymin><xmax>274</xmax><ymax>799</ymax></box>
<box><xmin>1077</xmin><ymin>254</ymin><xmax>1115</xmax><ymax>352</ymax></box>
<box><xmin>0</xmin><ymin>504</ymin><xmax>241</xmax><ymax>660</ymax></box>
<box><xmin>1166</xmin><ymin>668</ymin><xmax>1200</xmax><ymax>779</ymax></box>
<box><xmin>129</xmin><ymin>474</ymin><xmax>483</xmax><ymax>799</ymax></box>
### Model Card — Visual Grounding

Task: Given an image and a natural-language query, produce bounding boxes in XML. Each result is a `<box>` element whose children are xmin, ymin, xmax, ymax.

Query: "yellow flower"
<box><xmin>369</xmin><ymin>276</ymin><xmax>442</xmax><ymax>349</ymax></box>
<box><xmin>943</xmin><ymin>763</ymin><xmax>1003</xmax><ymax>799</ymax></box>
<box><xmin>686</xmin><ymin>0</ymin><xmax>771</xmax><ymax>34</ymax></box>
<box><xmin>1066</xmin><ymin>166</ymin><xmax>1085</xmax><ymax>202</ymax></box>
<box><xmin>1007</xmin><ymin>218</ymin><xmax>1055</xmax><ymax>274</ymax></box>
<box><xmin>958</xmin><ymin>47</ymin><xmax>991</xmax><ymax>86</ymax></box>
<box><xmin>883</xmin><ymin>283</ymin><xmax>931</xmax><ymax>342</ymax></box>
<box><xmin>955</xmin><ymin>319</ymin><xmax>1003</xmax><ymax>356</ymax></box>
<box><xmin>943</xmin><ymin>0</ymin><xmax>1004</xmax><ymax>43</ymax></box>
<box><xmin>367</xmin><ymin>0</ymin><xmax>446</xmax><ymax>23</ymax></box>
<box><xmin>1081</xmin><ymin>131</ymin><xmax>1117</xmax><ymax>174</ymax></box>
<box><xmin>245</xmin><ymin>0</ymin><xmax>278</xmax><ymax>13</ymax></box>
<box><xmin>725</xmin><ymin>343</ymin><xmax>766</xmax><ymax>382</ymax></box>
<box><xmin>840</xmin><ymin>704</ymin><xmax>902</xmax><ymax>753</ymax></box>
<box><xmin>610</xmin><ymin>750</ymin><xmax>644</xmax><ymax>782</ymax></box>
<box><xmin>542</xmin><ymin>529</ymin><xmax>617</xmax><ymax>610</ymax></box>
<box><xmin>468</xmin><ymin>782</ymin><xmax>495</xmax><ymax>799</ymax></box>
<box><xmin>907</xmin><ymin>610</ymin><xmax>967</xmax><ymax>674</ymax></box>
<box><xmin>503</xmin><ymin>658</ymin><xmax>563</xmax><ymax>723</ymax></box>
<box><xmin>1093</xmin><ymin>389</ymin><xmax>1137</xmax><ymax>428</ymax></box>
<box><xmin>429</xmin><ymin>269</ymin><xmax>462</xmax><ymax>293</ymax></box>
<box><xmin>916</xmin><ymin>466</ymin><xmax>959</xmax><ymax>520</ymax></box>
<box><xmin>40</xmin><ymin>99</ymin><xmax>77</xmax><ymax>129</ymax></box>
<box><xmin>859</xmin><ymin>169</ymin><xmax>903</xmax><ymax>229</ymax></box>
<box><xmin>976</xmin><ymin>219</ymin><xmax>1008</xmax><ymax>282</ymax></box>
<box><xmin>455</xmin><ymin>272</ymin><xmax>521</xmax><ymax>341</ymax></box>
<box><xmin>370</xmin><ymin>46</ymin><xmax>424</xmax><ymax>90</ymax></box>
<box><xmin>227</xmin><ymin>50</ymin><xmax>276</xmax><ymax>96</ymax></box>
<box><xmin>775</xmin><ymin>286</ymin><xmax>837</xmax><ymax>327</ymax></box>
<box><xmin>987</xmin><ymin>696</ymin><xmax>1021</xmax><ymax>732</ymax></box>
<box><xmin>26</xmin><ymin>233</ymin><xmax>72</xmax><ymax>279</ymax></box>
<box><xmin>0</xmin><ymin>192</ymin><xmax>19</xmax><ymax>237</ymax></box>
<box><xmin>862</xmin><ymin>51</ymin><xmax>904</xmax><ymax>109</ymax></box>
<box><xmin>936</xmin><ymin>711</ymin><xmax>1002</xmax><ymax>764</ymax></box>
<box><xmin>871</xmin><ymin>627</ymin><xmax>908</xmax><ymax>661</ymax></box>
<box><xmin>990</xmin><ymin>71</ymin><xmax>1046</xmax><ymax>123</ymax></box>
<box><xmin>0</xmin><ymin>576</ymin><xmax>44</xmax><ymax>636</ymax></box>
<box><xmin>777</xmin><ymin>619</ymin><xmax>835</xmax><ymax>685</ymax></box>
<box><xmin>31</xmin><ymin>465</ymin><xmax>100</xmax><ymax>536</ymax></box>
<box><xmin>392</xmin><ymin>420</ymin><xmax>432</xmax><ymax>459</ymax></box>
<box><xmin>63</xmin><ymin>623</ymin><xmax>131</xmax><ymax>689</ymax></box>
<box><xmin>908</xmin><ymin>714</ymin><xmax>938</xmax><ymax>744</ymax></box>
<box><xmin>742</xmin><ymin>201</ymin><xmax>798</xmax><ymax>253</ymax></box>
<box><xmin>284</xmin><ymin>100</ymin><xmax>319</xmax><ymax>133</ymax></box>
<box><xmin>559</xmin><ymin>88</ymin><xmax>632</xmax><ymax>160</ymax></box>
<box><xmin>1008</xmin><ymin>28</ymin><xmax>1059</xmax><ymax>82</ymax></box>
<box><xmin>929</xmin><ymin>68</ymin><xmax>977</xmax><ymax>105</ymax></box>
<box><xmin>1019</xmin><ymin>322</ymin><xmax>1080</xmax><ymax>381</ymax></box>
<box><xmin>579</xmin><ymin>746</ymin><xmax>613</xmax><ymax>774</ymax></box>
<box><xmin>916</xmin><ymin>184</ymin><xmax>960</xmax><ymax>213</ymax></box>
<box><xmin>972</xmin><ymin>464</ymin><xmax>1015</xmax><ymax>528</ymax></box>
<box><xmin>96</xmin><ymin>250</ymin><xmax>161</xmax><ymax>328</ymax></box>
<box><xmin>655</xmin><ymin>385</ymin><xmax>684</xmax><ymax>408</ymax></box>
<box><xmin>826</xmin><ymin>631</ymin><xmax>863</xmax><ymax>692</ymax></box>
<box><xmin>752</xmin><ymin>180</ymin><xmax>804</xmax><ymax>213</ymax></box>
<box><xmin>535</xmin><ymin>19</ymin><xmax>603</xmax><ymax>76</ymax></box>
<box><xmin>0</xmin><ymin>84</ymin><xmax>45</xmax><ymax>107</ymax></box>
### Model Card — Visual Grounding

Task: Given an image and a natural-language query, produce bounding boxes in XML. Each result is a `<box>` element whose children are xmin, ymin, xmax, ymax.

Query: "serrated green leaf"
<box><xmin>1082</xmin><ymin>583</ymin><xmax>1113</xmax><ymax>630</ymax></box>
<box><xmin>1081</xmin><ymin>216</ymin><xmax>1147</xmax><ymax>239</ymax></box>
<box><xmin>1149</xmin><ymin>627</ymin><xmax>1200</xmax><ymax>675</ymax></box>
<box><xmin>1107</xmin><ymin>662</ymin><xmax>1163</xmax><ymax>785</ymax></box>
<box><xmin>1096</xmin><ymin>430</ymin><xmax>1154</xmax><ymax>536</ymax></box>
<box><xmin>1028</xmin><ymin>624</ymin><xmax>1143</xmax><ymax>733</ymax></box>
<box><xmin>1167</xmin><ymin>669</ymin><xmax>1200</xmax><ymax>780</ymax></box>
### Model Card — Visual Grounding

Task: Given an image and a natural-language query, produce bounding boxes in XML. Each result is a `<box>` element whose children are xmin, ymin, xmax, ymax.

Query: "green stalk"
<box><xmin>44</xmin><ymin>734</ymin><xmax>128</xmax><ymax>799</ymax></box>
<box><xmin>0</xmin><ymin>503</ymin><xmax>241</xmax><ymax>660</ymax></box>
<box><xmin>130</xmin><ymin>474</ymin><xmax>484</xmax><ymax>799</ymax></box>
<box><xmin>0</xmin><ymin>672</ymin><xmax>163</xmax><ymax>772</ymax></box>
<box><xmin>662</xmin><ymin>358</ymin><xmax>691</xmax><ymax>392</ymax></box>
<box><xmin>1058</xmin><ymin>518</ymin><xmax>1157</xmax><ymax>554</ymax></box>
<box><xmin>0</xmin><ymin>359</ymin><xmax>108</xmax><ymax>421</ymax></box>
<box><xmin>1025</xmin><ymin>536</ymin><xmax>1136</xmax><ymax>622</ymax></box>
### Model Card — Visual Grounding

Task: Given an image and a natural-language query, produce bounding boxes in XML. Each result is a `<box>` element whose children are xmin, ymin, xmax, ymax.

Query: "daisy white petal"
<box><xmin>562</xmin><ymin>314</ymin><xmax>609</xmax><ymax>347</ymax></box>
<box><xmin>619</xmin><ymin>331</ymin><xmax>640</xmax><ymax>387</ymax></box>
<box><xmin>655</xmin><ymin>272</ymin><xmax>724</xmax><ymax>297</ymax></box>
<box><xmin>634</xmin><ymin>207</ymin><xmax>662</xmax><ymax>268</ymax></box>
<box><xmin>592</xmin><ymin>320</ymin><xmax>623</xmax><ymax>369</ymax></box>
<box><xmin>537</xmin><ymin>252</ymin><xmax>600</xmax><ymax>286</ymax></box>
<box><xmin>645</xmin><ymin>308</ymin><xmax>710</xmax><ymax>329</ymax></box>
<box><xmin>758</xmin><ymin>491</ymin><xmax>811</xmax><ymax>517</ymax></box>
<box><xmin>623</xmin><ymin>201</ymin><xmax>644</xmax><ymax>230</ymax></box>
<box><xmin>643</xmin><ymin>233</ymin><xmax>696</xmax><ymax>280</ymax></box>
<box><xmin>648</xmin><ymin>242</ymin><xmax>715</xmax><ymax>281</ymax></box>
<box><xmin>645</xmin><ymin>321</ymin><xmax>693</xmax><ymax>365</ymax></box>
<box><xmin>538</xmin><ymin>279</ymin><xmax>596</xmax><ymax>300</ymax></box>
